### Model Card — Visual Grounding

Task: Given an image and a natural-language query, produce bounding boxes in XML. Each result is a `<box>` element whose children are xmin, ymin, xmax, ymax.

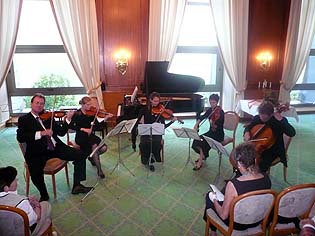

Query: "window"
<box><xmin>7</xmin><ymin>0</ymin><xmax>85</xmax><ymax>114</ymax></box>
<box><xmin>290</xmin><ymin>35</ymin><xmax>315</xmax><ymax>105</ymax></box>
<box><xmin>169</xmin><ymin>0</ymin><xmax>223</xmax><ymax>107</ymax></box>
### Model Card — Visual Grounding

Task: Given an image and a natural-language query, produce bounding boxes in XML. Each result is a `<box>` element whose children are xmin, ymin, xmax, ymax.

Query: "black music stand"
<box><xmin>138</xmin><ymin>123</ymin><xmax>165</xmax><ymax>174</ymax></box>
<box><xmin>202</xmin><ymin>135</ymin><xmax>229</xmax><ymax>176</ymax></box>
<box><xmin>172</xmin><ymin>127</ymin><xmax>201</xmax><ymax>169</ymax></box>
<box><xmin>106</xmin><ymin>118</ymin><xmax>137</xmax><ymax>176</ymax></box>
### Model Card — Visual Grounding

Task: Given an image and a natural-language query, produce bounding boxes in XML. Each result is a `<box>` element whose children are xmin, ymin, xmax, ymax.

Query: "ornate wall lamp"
<box><xmin>256</xmin><ymin>51</ymin><xmax>272</xmax><ymax>71</ymax></box>
<box><xmin>114</xmin><ymin>49</ymin><xmax>130</xmax><ymax>75</ymax></box>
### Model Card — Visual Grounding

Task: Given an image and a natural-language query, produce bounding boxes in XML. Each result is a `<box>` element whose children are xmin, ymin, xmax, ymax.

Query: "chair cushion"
<box><xmin>44</xmin><ymin>158</ymin><xmax>67</xmax><ymax>174</ymax></box>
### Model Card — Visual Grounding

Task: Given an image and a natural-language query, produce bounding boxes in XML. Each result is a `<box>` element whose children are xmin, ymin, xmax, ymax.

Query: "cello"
<box><xmin>229</xmin><ymin>123</ymin><xmax>276</xmax><ymax>170</ymax></box>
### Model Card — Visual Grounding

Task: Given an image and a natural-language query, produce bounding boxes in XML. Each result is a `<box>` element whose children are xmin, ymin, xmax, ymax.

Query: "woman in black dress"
<box><xmin>192</xmin><ymin>94</ymin><xmax>224</xmax><ymax>170</ymax></box>
<box><xmin>137</xmin><ymin>92</ymin><xmax>177</xmax><ymax>172</ymax></box>
<box><xmin>204</xmin><ymin>142</ymin><xmax>271</xmax><ymax>236</ymax></box>
<box><xmin>70</xmin><ymin>96</ymin><xmax>113</xmax><ymax>178</ymax></box>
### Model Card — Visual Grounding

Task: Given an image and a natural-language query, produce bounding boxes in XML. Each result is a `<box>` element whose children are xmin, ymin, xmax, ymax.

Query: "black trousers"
<box><xmin>26</xmin><ymin>142</ymin><xmax>86</xmax><ymax>197</ymax></box>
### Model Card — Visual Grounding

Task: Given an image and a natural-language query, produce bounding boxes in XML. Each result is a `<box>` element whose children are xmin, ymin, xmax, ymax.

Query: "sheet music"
<box><xmin>202</xmin><ymin>135</ymin><xmax>229</xmax><ymax>156</ymax></box>
<box><xmin>172</xmin><ymin>127</ymin><xmax>201</xmax><ymax>140</ymax></box>
<box><xmin>138</xmin><ymin>123</ymin><xmax>165</xmax><ymax>136</ymax></box>
<box><xmin>209</xmin><ymin>184</ymin><xmax>224</xmax><ymax>201</ymax></box>
<box><xmin>107</xmin><ymin>118</ymin><xmax>137</xmax><ymax>137</ymax></box>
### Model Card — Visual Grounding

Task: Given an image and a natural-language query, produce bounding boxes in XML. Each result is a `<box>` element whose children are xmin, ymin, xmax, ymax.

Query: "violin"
<box><xmin>39</xmin><ymin>110</ymin><xmax>66</xmax><ymax>120</ymax></box>
<box><xmin>151</xmin><ymin>104</ymin><xmax>184</xmax><ymax>124</ymax></box>
<box><xmin>84</xmin><ymin>106</ymin><xmax>112</xmax><ymax>118</ymax></box>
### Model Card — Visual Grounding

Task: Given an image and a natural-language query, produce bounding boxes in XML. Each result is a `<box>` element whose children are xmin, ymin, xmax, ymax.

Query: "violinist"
<box><xmin>137</xmin><ymin>92</ymin><xmax>177</xmax><ymax>172</ymax></box>
<box><xmin>192</xmin><ymin>94</ymin><xmax>224</xmax><ymax>171</ymax></box>
<box><xmin>243</xmin><ymin>101</ymin><xmax>296</xmax><ymax>172</ymax></box>
<box><xmin>16</xmin><ymin>93</ymin><xmax>93</xmax><ymax>201</ymax></box>
<box><xmin>69</xmin><ymin>96</ymin><xmax>113</xmax><ymax>179</ymax></box>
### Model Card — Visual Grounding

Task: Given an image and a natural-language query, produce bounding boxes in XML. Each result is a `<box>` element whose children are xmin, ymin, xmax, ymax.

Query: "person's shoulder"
<box><xmin>18</xmin><ymin>112</ymin><xmax>32</xmax><ymax>122</ymax></box>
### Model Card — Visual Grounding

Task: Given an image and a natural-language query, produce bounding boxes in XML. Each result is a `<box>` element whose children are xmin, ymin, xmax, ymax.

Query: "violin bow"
<box><xmin>198</xmin><ymin>106</ymin><xmax>219</xmax><ymax>130</ymax></box>
<box><xmin>154</xmin><ymin>99</ymin><xmax>171</xmax><ymax>123</ymax></box>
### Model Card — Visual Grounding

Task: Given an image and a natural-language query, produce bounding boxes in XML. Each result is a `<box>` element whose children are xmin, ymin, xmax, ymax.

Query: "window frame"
<box><xmin>6</xmin><ymin>45</ymin><xmax>85</xmax><ymax>115</ymax></box>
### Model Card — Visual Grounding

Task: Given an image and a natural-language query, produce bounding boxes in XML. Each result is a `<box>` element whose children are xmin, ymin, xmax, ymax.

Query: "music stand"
<box><xmin>138</xmin><ymin>123</ymin><xmax>165</xmax><ymax>173</ymax></box>
<box><xmin>202</xmin><ymin>135</ymin><xmax>229</xmax><ymax>175</ymax></box>
<box><xmin>172</xmin><ymin>127</ymin><xmax>201</xmax><ymax>168</ymax></box>
<box><xmin>106</xmin><ymin>118</ymin><xmax>137</xmax><ymax>176</ymax></box>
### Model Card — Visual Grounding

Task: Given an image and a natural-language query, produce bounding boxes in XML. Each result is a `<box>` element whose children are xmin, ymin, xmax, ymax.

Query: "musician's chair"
<box><xmin>218</xmin><ymin>111</ymin><xmax>239</xmax><ymax>174</ymax></box>
<box><xmin>267</xmin><ymin>134</ymin><xmax>292</xmax><ymax>182</ymax></box>
<box><xmin>269</xmin><ymin>183</ymin><xmax>315</xmax><ymax>236</ymax></box>
<box><xmin>205</xmin><ymin>189</ymin><xmax>276</xmax><ymax>236</ymax></box>
<box><xmin>18</xmin><ymin>143</ymin><xmax>70</xmax><ymax>199</ymax></box>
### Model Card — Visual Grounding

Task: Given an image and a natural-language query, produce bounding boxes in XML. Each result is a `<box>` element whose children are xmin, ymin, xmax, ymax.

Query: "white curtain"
<box><xmin>0</xmin><ymin>0</ymin><xmax>23</xmax><ymax>88</ymax></box>
<box><xmin>279</xmin><ymin>0</ymin><xmax>315</xmax><ymax>103</ymax></box>
<box><xmin>148</xmin><ymin>0</ymin><xmax>186</xmax><ymax>62</ymax></box>
<box><xmin>50</xmin><ymin>0</ymin><xmax>103</xmax><ymax>107</ymax></box>
<box><xmin>209</xmin><ymin>0</ymin><xmax>249</xmax><ymax>112</ymax></box>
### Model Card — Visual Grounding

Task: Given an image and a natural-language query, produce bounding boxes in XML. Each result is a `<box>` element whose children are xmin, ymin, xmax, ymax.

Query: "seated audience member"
<box><xmin>16</xmin><ymin>93</ymin><xmax>92</xmax><ymax>201</ymax></box>
<box><xmin>0</xmin><ymin>166</ymin><xmax>51</xmax><ymax>235</ymax></box>
<box><xmin>300</xmin><ymin>217</ymin><xmax>315</xmax><ymax>236</ymax></box>
<box><xmin>203</xmin><ymin>142</ymin><xmax>271</xmax><ymax>236</ymax></box>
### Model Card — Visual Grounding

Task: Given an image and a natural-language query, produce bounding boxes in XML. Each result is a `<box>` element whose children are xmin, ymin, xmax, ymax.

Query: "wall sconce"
<box><xmin>114</xmin><ymin>50</ymin><xmax>130</xmax><ymax>75</ymax></box>
<box><xmin>256</xmin><ymin>52</ymin><xmax>272</xmax><ymax>71</ymax></box>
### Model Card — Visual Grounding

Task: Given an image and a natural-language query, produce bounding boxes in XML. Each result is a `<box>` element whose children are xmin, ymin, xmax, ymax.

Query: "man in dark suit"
<box><xmin>16</xmin><ymin>93</ymin><xmax>92</xmax><ymax>201</ymax></box>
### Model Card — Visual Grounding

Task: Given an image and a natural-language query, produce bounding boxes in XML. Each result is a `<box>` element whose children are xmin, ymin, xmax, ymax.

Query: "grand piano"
<box><xmin>118</xmin><ymin>61</ymin><xmax>205</xmax><ymax>150</ymax></box>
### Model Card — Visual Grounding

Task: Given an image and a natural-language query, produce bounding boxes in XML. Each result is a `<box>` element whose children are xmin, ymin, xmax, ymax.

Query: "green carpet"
<box><xmin>0</xmin><ymin>115</ymin><xmax>314</xmax><ymax>236</ymax></box>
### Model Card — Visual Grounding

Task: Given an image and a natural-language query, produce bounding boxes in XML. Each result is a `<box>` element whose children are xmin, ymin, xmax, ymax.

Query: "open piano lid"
<box><xmin>142</xmin><ymin>61</ymin><xmax>205</xmax><ymax>94</ymax></box>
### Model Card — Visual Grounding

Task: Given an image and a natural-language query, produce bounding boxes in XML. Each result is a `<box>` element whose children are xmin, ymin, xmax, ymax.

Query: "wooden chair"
<box><xmin>205</xmin><ymin>189</ymin><xmax>276</xmax><ymax>236</ymax></box>
<box><xmin>218</xmin><ymin>111</ymin><xmax>239</xmax><ymax>174</ymax></box>
<box><xmin>267</xmin><ymin>134</ymin><xmax>292</xmax><ymax>182</ymax></box>
<box><xmin>18</xmin><ymin>143</ymin><xmax>70</xmax><ymax>199</ymax></box>
<box><xmin>269</xmin><ymin>183</ymin><xmax>315</xmax><ymax>236</ymax></box>
<box><xmin>0</xmin><ymin>205</ymin><xmax>53</xmax><ymax>236</ymax></box>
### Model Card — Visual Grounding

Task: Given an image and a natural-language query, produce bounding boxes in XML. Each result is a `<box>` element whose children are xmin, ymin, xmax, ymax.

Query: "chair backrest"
<box><xmin>0</xmin><ymin>205</ymin><xmax>30</xmax><ymax>236</ymax></box>
<box><xmin>222</xmin><ymin>111</ymin><xmax>239</xmax><ymax>148</ymax></box>
<box><xmin>274</xmin><ymin>183</ymin><xmax>315</xmax><ymax>219</ymax></box>
<box><xmin>283</xmin><ymin>133</ymin><xmax>292</xmax><ymax>152</ymax></box>
<box><xmin>18</xmin><ymin>143</ymin><xmax>27</xmax><ymax>157</ymax></box>
<box><xmin>229</xmin><ymin>189</ymin><xmax>276</xmax><ymax>233</ymax></box>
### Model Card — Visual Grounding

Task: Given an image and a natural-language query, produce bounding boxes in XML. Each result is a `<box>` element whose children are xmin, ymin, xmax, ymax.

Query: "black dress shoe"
<box><xmin>72</xmin><ymin>184</ymin><xmax>93</xmax><ymax>194</ymax></box>
<box><xmin>132</xmin><ymin>144</ymin><xmax>136</xmax><ymax>151</ymax></box>
<box><xmin>149</xmin><ymin>165</ymin><xmax>155</xmax><ymax>172</ymax></box>
<box><xmin>40</xmin><ymin>195</ymin><xmax>50</xmax><ymax>202</ymax></box>
<box><xmin>88</xmin><ymin>157</ymin><xmax>96</xmax><ymax>166</ymax></box>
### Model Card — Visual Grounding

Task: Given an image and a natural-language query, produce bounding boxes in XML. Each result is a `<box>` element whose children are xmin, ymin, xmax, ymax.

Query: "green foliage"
<box><xmin>24</xmin><ymin>74</ymin><xmax>78</xmax><ymax>110</ymax></box>
<box><xmin>290</xmin><ymin>91</ymin><xmax>305</xmax><ymax>103</ymax></box>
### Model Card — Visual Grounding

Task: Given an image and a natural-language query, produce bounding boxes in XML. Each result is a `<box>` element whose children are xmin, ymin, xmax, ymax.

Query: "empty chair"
<box><xmin>205</xmin><ymin>189</ymin><xmax>276</xmax><ymax>236</ymax></box>
<box><xmin>0</xmin><ymin>205</ymin><xmax>53</xmax><ymax>236</ymax></box>
<box><xmin>218</xmin><ymin>111</ymin><xmax>239</xmax><ymax>174</ymax></box>
<box><xmin>269</xmin><ymin>183</ymin><xmax>315</xmax><ymax>236</ymax></box>
<box><xmin>18</xmin><ymin>143</ymin><xmax>70</xmax><ymax>199</ymax></box>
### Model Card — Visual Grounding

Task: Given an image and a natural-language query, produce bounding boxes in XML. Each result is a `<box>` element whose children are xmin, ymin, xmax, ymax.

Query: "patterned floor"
<box><xmin>0</xmin><ymin>115</ymin><xmax>314</xmax><ymax>236</ymax></box>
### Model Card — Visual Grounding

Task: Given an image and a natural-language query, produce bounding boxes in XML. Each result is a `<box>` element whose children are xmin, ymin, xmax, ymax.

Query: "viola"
<box><xmin>276</xmin><ymin>103</ymin><xmax>289</xmax><ymax>113</ymax></box>
<box><xmin>210</xmin><ymin>106</ymin><xmax>221</xmax><ymax>123</ymax></box>
<box><xmin>39</xmin><ymin>110</ymin><xmax>66</xmax><ymax>120</ymax></box>
<box><xmin>84</xmin><ymin>106</ymin><xmax>112</xmax><ymax>118</ymax></box>
<box><xmin>151</xmin><ymin>104</ymin><xmax>184</xmax><ymax>124</ymax></box>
